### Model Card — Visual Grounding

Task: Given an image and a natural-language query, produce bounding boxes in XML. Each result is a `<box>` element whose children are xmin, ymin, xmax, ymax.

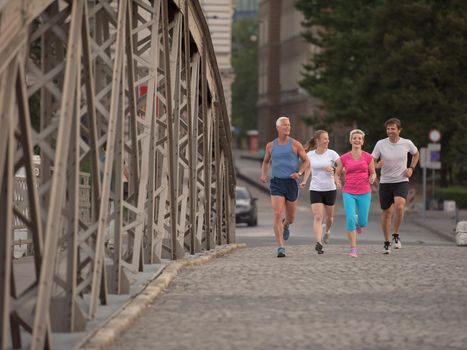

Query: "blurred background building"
<box><xmin>257</xmin><ymin>0</ymin><xmax>317</xmax><ymax>147</ymax></box>
<box><xmin>217</xmin><ymin>0</ymin><xmax>328</xmax><ymax>152</ymax></box>
<box><xmin>234</xmin><ymin>0</ymin><xmax>259</xmax><ymax>20</ymax></box>
<box><xmin>199</xmin><ymin>0</ymin><xmax>235</xmax><ymax>119</ymax></box>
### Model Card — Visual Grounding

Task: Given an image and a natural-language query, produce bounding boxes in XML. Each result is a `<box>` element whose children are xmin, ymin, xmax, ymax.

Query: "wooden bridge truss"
<box><xmin>0</xmin><ymin>0</ymin><xmax>235</xmax><ymax>348</ymax></box>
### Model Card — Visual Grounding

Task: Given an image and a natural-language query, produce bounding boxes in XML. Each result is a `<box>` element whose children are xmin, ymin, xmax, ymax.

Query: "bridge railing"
<box><xmin>13</xmin><ymin>171</ymin><xmax>92</xmax><ymax>257</ymax></box>
<box><xmin>0</xmin><ymin>0</ymin><xmax>235</xmax><ymax>348</ymax></box>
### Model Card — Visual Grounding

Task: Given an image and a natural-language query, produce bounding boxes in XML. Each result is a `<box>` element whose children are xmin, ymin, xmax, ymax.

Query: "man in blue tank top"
<box><xmin>260</xmin><ymin>116</ymin><xmax>309</xmax><ymax>257</ymax></box>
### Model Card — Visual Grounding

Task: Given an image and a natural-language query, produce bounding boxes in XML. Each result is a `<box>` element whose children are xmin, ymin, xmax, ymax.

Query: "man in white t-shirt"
<box><xmin>372</xmin><ymin>118</ymin><xmax>419</xmax><ymax>254</ymax></box>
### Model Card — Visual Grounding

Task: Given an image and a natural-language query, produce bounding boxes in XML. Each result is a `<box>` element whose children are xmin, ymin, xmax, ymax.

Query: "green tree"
<box><xmin>296</xmin><ymin>0</ymin><xmax>467</xmax><ymax>184</ymax></box>
<box><xmin>360</xmin><ymin>0</ymin><xmax>467</xmax><ymax>184</ymax></box>
<box><xmin>295</xmin><ymin>0</ymin><xmax>383</xmax><ymax>129</ymax></box>
<box><xmin>231</xmin><ymin>18</ymin><xmax>258</xmax><ymax>139</ymax></box>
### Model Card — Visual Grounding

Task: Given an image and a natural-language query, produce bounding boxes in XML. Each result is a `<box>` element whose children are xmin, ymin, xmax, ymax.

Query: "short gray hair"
<box><xmin>276</xmin><ymin>116</ymin><xmax>289</xmax><ymax>126</ymax></box>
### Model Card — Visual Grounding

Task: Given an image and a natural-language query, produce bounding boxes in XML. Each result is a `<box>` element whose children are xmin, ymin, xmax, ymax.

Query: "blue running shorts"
<box><xmin>270</xmin><ymin>177</ymin><xmax>299</xmax><ymax>202</ymax></box>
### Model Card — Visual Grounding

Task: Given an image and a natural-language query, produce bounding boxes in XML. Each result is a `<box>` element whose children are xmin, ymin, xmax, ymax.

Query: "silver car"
<box><xmin>235</xmin><ymin>186</ymin><xmax>258</xmax><ymax>226</ymax></box>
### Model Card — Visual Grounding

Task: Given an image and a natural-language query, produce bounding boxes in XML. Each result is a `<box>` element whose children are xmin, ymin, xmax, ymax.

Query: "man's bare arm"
<box><xmin>405</xmin><ymin>151</ymin><xmax>420</xmax><ymax>177</ymax></box>
<box><xmin>290</xmin><ymin>140</ymin><xmax>310</xmax><ymax>180</ymax></box>
<box><xmin>260</xmin><ymin>142</ymin><xmax>272</xmax><ymax>183</ymax></box>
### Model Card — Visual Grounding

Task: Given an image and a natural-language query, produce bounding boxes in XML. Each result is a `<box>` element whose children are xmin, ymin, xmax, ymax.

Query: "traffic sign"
<box><xmin>420</xmin><ymin>145</ymin><xmax>441</xmax><ymax>169</ymax></box>
<box><xmin>428</xmin><ymin>143</ymin><xmax>441</xmax><ymax>169</ymax></box>
<box><xmin>429</xmin><ymin>129</ymin><xmax>441</xmax><ymax>143</ymax></box>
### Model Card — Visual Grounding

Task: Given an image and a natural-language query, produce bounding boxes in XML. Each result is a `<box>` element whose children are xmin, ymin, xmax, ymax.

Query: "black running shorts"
<box><xmin>309</xmin><ymin>190</ymin><xmax>337</xmax><ymax>206</ymax></box>
<box><xmin>379</xmin><ymin>182</ymin><xmax>410</xmax><ymax>210</ymax></box>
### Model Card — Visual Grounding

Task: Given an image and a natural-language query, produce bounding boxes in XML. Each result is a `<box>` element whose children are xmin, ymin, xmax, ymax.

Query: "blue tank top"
<box><xmin>271</xmin><ymin>138</ymin><xmax>299</xmax><ymax>179</ymax></box>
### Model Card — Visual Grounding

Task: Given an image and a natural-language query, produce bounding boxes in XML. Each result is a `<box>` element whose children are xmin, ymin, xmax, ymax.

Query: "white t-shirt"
<box><xmin>307</xmin><ymin>149</ymin><xmax>340</xmax><ymax>191</ymax></box>
<box><xmin>371</xmin><ymin>137</ymin><xmax>418</xmax><ymax>183</ymax></box>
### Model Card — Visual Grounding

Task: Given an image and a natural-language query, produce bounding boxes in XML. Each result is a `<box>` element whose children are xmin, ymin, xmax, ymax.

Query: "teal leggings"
<box><xmin>342</xmin><ymin>192</ymin><xmax>371</xmax><ymax>231</ymax></box>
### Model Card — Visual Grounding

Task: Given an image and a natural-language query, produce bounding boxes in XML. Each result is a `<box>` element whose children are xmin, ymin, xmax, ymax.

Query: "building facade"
<box><xmin>234</xmin><ymin>0</ymin><xmax>258</xmax><ymax>19</ymax></box>
<box><xmin>257</xmin><ymin>0</ymin><xmax>318</xmax><ymax>146</ymax></box>
<box><xmin>199</xmin><ymin>0</ymin><xmax>235</xmax><ymax>119</ymax></box>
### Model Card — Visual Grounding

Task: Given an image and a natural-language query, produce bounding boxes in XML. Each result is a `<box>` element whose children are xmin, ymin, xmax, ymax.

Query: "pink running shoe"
<box><xmin>356</xmin><ymin>224</ymin><xmax>364</xmax><ymax>234</ymax></box>
<box><xmin>348</xmin><ymin>247</ymin><xmax>358</xmax><ymax>257</ymax></box>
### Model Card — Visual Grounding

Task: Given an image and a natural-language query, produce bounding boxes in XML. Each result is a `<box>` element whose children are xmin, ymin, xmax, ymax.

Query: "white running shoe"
<box><xmin>315</xmin><ymin>241</ymin><xmax>324</xmax><ymax>254</ymax></box>
<box><xmin>392</xmin><ymin>233</ymin><xmax>402</xmax><ymax>249</ymax></box>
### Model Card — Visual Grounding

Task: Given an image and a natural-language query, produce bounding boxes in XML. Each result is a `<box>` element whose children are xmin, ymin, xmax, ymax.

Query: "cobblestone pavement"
<box><xmin>111</xmin><ymin>244</ymin><xmax>467</xmax><ymax>350</ymax></box>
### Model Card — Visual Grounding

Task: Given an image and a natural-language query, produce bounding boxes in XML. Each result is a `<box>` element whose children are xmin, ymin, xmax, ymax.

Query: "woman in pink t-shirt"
<box><xmin>335</xmin><ymin>129</ymin><xmax>376</xmax><ymax>257</ymax></box>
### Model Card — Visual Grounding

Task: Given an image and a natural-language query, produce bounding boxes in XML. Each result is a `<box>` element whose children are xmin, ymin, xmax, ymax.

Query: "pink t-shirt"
<box><xmin>340</xmin><ymin>151</ymin><xmax>373</xmax><ymax>194</ymax></box>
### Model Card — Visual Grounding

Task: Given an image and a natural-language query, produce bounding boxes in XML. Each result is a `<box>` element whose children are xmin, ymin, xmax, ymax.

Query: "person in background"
<box><xmin>301</xmin><ymin>130</ymin><xmax>339</xmax><ymax>254</ymax></box>
<box><xmin>258</xmin><ymin>147</ymin><xmax>265</xmax><ymax>165</ymax></box>
<box><xmin>260</xmin><ymin>116</ymin><xmax>309</xmax><ymax>258</ymax></box>
<box><xmin>335</xmin><ymin>129</ymin><xmax>376</xmax><ymax>257</ymax></box>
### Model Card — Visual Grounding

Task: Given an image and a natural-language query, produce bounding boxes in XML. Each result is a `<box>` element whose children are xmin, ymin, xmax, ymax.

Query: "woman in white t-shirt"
<box><xmin>300</xmin><ymin>130</ymin><xmax>340</xmax><ymax>254</ymax></box>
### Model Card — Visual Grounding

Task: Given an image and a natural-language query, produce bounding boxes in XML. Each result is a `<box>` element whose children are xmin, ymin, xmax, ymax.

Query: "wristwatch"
<box><xmin>298</xmin><ymin>171</ymin><xmax>303</xmax><ymax>176</ymax></box>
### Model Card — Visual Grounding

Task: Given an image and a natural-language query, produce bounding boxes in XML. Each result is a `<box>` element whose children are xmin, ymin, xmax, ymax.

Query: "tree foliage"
<box><xmin>295</xmin><ymin>0</ymin><xmax>383</xmax><ymax>128</ymax></box>
<box><xmin>296</xmin><ymin>0</ymin><xmax>467</xmax><ymax>183</ymax></box>
<box><xmin>231</xmin><ymin>18</ymin><xmax>258</xmax><ymax>138</ymax></box>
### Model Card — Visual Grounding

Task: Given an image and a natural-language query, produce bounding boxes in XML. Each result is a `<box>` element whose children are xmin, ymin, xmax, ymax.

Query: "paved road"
<box><xmin>110</xmin><ymin>178</ymin><xmax>467</xmax><ymax>350</ymax></box>
<box><xmin>111</xmin><ymin>244</ymin><xmax>467</xmax><ymax>350</ymax></box>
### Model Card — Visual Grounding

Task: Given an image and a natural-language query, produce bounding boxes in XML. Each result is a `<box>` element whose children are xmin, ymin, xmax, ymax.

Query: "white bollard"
<box><xmin>455</xmin><ymin>221</ymin><xmax>467</xmax><ymax>246</ymax></box>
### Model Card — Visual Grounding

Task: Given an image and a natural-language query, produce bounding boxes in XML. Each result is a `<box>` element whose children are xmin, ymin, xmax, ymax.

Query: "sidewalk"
<box><xmin>10</xmin><ymin>245</ymin><xmax>244</xmax><ymax>349</ymax></box>
<box><xmin>234</xmin><ymin>149</ymin><xmax>466</xmax><ymax>242</ymax></box>
<box><xmin>406</xmin><ymin>209</ymin><xmax>465</xmax><ymax>242</ymax></box>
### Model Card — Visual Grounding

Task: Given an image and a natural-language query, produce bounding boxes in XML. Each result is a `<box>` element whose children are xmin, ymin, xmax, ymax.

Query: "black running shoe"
<box><xmin>392</xmin><ymin>233</ymin><xmax>402</xmax><ymax>249</ymax></box>
<box><xmin>383</xmin><ymin>241</ymin><xmax>391</xmax><ymax>254</ymax></box>
<box><xmin>315</xmin><ymin>242</ymin><xmax>324</xmax><ymax>254</ymax></box>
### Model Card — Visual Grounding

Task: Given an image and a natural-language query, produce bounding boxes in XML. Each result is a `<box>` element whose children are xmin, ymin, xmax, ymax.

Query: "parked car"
<box><xmin>235</xmin><ymin>186</ymin><xmax>258</xmax><ymax>226</ymax></box>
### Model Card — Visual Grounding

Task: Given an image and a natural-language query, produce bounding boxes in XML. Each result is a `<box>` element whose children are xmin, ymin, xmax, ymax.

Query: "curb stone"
<box><xmin>76</xmin><ymin>243</ymin><xmax>246</xmax><ymax>350</ymax></box>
